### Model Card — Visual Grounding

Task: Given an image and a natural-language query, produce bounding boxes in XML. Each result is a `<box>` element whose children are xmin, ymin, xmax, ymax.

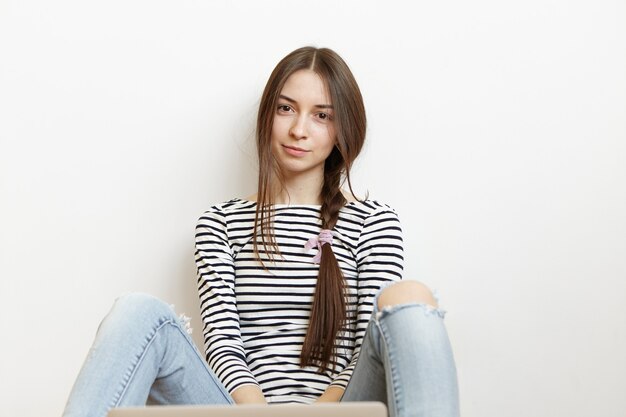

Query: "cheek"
<box><xmin>270</xmin><ymin>117</ymin><xmax>284</xmax><ymax>145</ymax></box>
<box><xmin>272</xmin><ymin>115</ymin><xmax>294</xmax><ymax>139</ymax></box>
<box><xmin>321</xmin><ymin>125</ymin><xmax>337</xmax><ymax>151</ymax></box>
<box><xmin>310</xmin><ymin>122</ymin><xmax>334</xmax><ymax>141</ymax></box>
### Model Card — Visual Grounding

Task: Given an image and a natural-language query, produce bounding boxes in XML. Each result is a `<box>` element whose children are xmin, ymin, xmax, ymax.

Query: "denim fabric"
<box><xmin>341</xmin><ymin>301</ymin><xmax>460</xmax><ymax>417</ymax></box>
<box><xmin>63</xmin><ymin>291</ymin><xmax>458</xmax><ymax>417</ymax></box>
<box><xmin>62</xmin><ymin>293</ymin><xmax>233</xmax><ymax>417</ymax></box>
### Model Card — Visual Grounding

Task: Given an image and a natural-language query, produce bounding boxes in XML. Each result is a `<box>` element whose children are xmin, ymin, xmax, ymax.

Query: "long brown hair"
<box><xmin>253</xmin><ymin>47</ymin><xmax>367</xmax><ymax>371</ymax></box>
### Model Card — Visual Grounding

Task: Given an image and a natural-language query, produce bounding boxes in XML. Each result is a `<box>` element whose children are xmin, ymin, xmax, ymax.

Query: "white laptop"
<box><xmin>108</xmin><ymin>402</ymin><xmax>387</xmax><ymax>417</ymax></box>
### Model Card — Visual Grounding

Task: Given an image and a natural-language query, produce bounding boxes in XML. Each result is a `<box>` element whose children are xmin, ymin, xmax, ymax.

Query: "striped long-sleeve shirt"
<box><xmin>194</xmin><ymin>198</ymin><xmax>404</xmax><ymax>404</ymax></box>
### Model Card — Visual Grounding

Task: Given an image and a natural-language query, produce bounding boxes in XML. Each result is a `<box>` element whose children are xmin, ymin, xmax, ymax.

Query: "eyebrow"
<box><xmin>278</xmin><ymin>94</ymin><xmax>333</xmax><ymax>109</ymax></box>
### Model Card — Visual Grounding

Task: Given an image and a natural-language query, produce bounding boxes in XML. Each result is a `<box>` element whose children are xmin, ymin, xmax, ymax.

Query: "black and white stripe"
<box><xmin>195</xmin><ymin>198</ymin><xmax>404</xmax><ymax>404</ymax></box>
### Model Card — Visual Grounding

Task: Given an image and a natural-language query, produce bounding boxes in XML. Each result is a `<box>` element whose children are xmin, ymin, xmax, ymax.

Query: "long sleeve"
<box><xmin>329</xmin><ymin>205</ymin><xmax>405</xmax><ymax>388</ymax></box>
<box><xmin>195</xmin><ymin>207</ymin><xmax>259</xmax><ymax>393</ymax></box>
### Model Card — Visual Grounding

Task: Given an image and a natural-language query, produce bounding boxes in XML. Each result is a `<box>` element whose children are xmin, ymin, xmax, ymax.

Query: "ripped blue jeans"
<box><xmin>63</xmin><ymin>290</ymin><xmax>459</xmax><ymax>417</ymax></box>
<box><xmin>341</xmin><ymin>288</ymin><xmax>460</xmax><ymax>417</ymax></box>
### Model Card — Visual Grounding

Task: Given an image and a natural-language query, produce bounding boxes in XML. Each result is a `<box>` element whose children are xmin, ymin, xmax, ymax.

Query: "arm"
<box><xmin>231</xmin><ymin>385</ymin><xmax>267</xmax><ymax>404</ymax></box>
<box><xmin>325</xmin><ymin>205</ymin><xmax>405</xmax><ymax>395</ymax></box>
<box><xmin>195</xmin><ymin>207</ymin><xmax>266</xmax><ymax>403</ymax></box>
<box><xmin>315</xmin><ymin>386</ymin><xmax>345</xmax><ymax>403</ymax></box>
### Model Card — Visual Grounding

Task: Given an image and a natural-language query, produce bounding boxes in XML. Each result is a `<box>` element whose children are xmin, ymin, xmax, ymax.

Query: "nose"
<box><xmin>289</xmin><ymin>114</ymin><xmax>308</xmax><ymax>140</ymax></box>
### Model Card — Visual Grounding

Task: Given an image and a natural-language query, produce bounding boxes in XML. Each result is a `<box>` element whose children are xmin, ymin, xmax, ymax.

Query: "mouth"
<box><xmin>282</xmin><ymin>144</ymin><xmax>310</xmax><ymax>157</ymax></box>
<box><xmin>283</xmin><ymin>145</ymin><xmax>309</xmax><ymax>152</ymax></box>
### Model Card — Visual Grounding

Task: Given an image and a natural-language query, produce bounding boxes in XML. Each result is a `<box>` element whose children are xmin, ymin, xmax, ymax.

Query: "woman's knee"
<box><xmin>93</xmin><ymin>293</ymin><xmax>181</xmax><ymax>354</ymax></box>
<box><xmin>109</xmin><ymin>292</ymin><xmax>174</xmax><ymax>323</ymax></box>
<box><xmin>377</xmin><ymin>281</ymin><xmax>438</xmax><ymax>310</ymax></box>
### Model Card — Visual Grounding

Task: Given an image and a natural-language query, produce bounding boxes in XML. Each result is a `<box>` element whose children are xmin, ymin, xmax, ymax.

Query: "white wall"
<box><xmin>1</xmin><ymin>1</ymin><xmax>625</xmax><ymax>416</ymax></box>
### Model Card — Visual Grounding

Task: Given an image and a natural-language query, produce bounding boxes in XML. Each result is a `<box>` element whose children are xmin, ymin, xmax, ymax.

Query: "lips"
<box><xmin>284</xmin><ymin>145</ymin><xmax>308</xmax><ymax>152</ymax></box>
<box><xmin>282</xmin><ymin>145</ymin><xmax>310</xmax><ymax>157</ymax></box>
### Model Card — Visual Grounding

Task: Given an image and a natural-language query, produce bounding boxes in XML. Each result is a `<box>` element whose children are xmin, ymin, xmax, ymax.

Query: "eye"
<box><xmin>277</xmin><ymin>104</ymin><xmax>293</xmax><ymax>113</ymax></box>
<box><xmin>317</xmin><ymin>112</ymin><xmax>333</xmax><ymax>121</ymax></box>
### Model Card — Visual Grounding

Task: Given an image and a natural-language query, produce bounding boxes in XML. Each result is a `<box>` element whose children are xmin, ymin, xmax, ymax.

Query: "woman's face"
<box><xmin>271</xmin><ymin>69</ymin><xmax>336</xmax><ymax>180</ymax></box>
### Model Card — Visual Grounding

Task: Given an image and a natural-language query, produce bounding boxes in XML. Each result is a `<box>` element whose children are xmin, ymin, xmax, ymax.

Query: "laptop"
<box><xmin>108</xmin><ymin>402</ymin><xmax>387</xmax><ymax>417</ymax></box>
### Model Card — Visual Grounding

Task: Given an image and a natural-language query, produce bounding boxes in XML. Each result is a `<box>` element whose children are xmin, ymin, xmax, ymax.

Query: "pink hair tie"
<box><xmin>304</xmin><ymin>229</ymin><xmax>333</xmax><ymax>263</ymax></box>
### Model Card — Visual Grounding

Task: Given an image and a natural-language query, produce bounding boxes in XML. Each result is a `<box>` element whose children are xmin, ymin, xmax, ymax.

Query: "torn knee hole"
<box><xmin>376</xmin><ymin>281</ymin><xmax>439</xmax><ymax>310</ymax></box>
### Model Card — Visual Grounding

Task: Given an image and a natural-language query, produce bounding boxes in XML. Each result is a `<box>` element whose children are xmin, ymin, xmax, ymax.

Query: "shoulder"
<box><xmin>347</xmin><ymin>201</ymin><xmax>404</xmax><ymax>256</ymax></box>
<box><xmin>200</xmin><ymin>198</ymin><xmax>256</xmax><ymax>217</ymax></box>
<box><xmin>197</xmin><ymin>198</ymin><xmax>256</xmax><ymax>229</ymax></box>
<box><xmin>342</xmin><ymin>200</ymin><xmax>401</xmax><ymax>222</ymax></box>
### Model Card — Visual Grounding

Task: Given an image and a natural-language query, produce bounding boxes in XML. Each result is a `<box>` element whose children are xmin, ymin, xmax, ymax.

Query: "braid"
<box><xmin>319</xmin><ymin>166</ymin><xmax>347</xmax><ymax>229</ymax></box>
<box><xmin>300</xmin><ymin>152</ymin><xmax>349</xmax><ymax>372</ymax></box>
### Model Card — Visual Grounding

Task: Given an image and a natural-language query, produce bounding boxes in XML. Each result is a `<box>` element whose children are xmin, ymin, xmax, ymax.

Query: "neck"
<box><xmin>272</xmin><ymin>167</ymin><xmax>324</xmax><ymax>205</ymax></box>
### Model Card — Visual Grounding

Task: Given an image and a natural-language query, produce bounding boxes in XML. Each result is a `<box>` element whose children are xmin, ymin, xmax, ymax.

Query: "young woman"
<box><xmin>63</xmin><ymin>47</ymin><xmax>459</xmax><ymax>417</ymax></box>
